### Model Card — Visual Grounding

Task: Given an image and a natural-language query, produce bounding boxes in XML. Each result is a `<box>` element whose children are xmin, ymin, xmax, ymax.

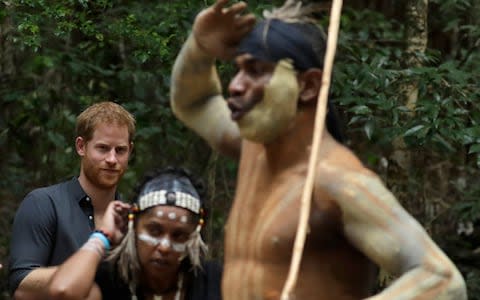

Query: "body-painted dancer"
<box><xmin>170</xmin><ymin>0</ymin><xmax>467</xmax><ymax>299</ymax></box>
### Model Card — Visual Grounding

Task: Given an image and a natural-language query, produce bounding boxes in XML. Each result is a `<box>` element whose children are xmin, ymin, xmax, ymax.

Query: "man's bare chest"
<box><xmin>225</xmin><ymin>169</ymin><xmax>342</xmax><ymax>261</ymax></box>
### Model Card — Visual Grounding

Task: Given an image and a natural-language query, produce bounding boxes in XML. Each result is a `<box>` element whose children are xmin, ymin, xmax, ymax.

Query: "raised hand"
<box><xmin>193</xmin><ymin>0</ymin><xmax>256</xmax><ymax>60</ymax></box>
<box><xmin>99</xmin><ymin>200</ymin><xmax>130</xmax><ymax>246</ymax></box>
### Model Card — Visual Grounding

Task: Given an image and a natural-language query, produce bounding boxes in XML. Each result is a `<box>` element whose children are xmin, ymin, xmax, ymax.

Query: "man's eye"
<box><xmin>116</xmin><ymin>148</ymin><xmax>127</xmax><ymax>155</ymax></box>
<box><xmin>248</xmin><ymin>66</ymin><xmax>262</xmax><ymax>76</ymax></box>
<box><xmin>249</xmin><ymin>64</ymin><xmax>270</xmax><ymax>77</ymax></box>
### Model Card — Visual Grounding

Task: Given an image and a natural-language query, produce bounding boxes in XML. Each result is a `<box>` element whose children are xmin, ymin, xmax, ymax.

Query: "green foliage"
<box><xmin>453</xmin><ymin>193</ymin><xmax>480</xmax><ymax>223</ymax></box>
<box><xmin>465</xmin><ymin>270</ymin><xmax>480</xmax><ymax>298</ymax></box>
<box><xmin>333</xmin><ymin>6</ymin><xmax>480</xmax><ymax>161</ymax></box>
<box><xmin>1</xmin><ymin>0</ymin><xmax>479</xmax><ymax>297</ymax></box>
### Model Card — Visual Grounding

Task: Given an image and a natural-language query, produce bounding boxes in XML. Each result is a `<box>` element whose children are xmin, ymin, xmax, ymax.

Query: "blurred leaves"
<box><xmin>0</xmin><ymin>0</ymin><xmax>479</xmax><ymax>297</ymax></box>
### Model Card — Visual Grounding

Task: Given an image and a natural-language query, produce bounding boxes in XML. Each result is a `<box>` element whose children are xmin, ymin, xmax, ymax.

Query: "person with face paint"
<box><xmin>170</xmin><ymin>0</ymin><xmax>467</xmax><ymax>299</ymax></box>
<box><xmin>48</xmin><ymin>167</ymin><xmax>222</xmax><ymax>300</ymax></box>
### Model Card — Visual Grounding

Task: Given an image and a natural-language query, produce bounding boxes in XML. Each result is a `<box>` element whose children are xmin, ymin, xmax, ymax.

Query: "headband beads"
<box><xmin>138</xmin><ymin>190</ymin><xmax>201</xmax><ymax>214</ymax></box>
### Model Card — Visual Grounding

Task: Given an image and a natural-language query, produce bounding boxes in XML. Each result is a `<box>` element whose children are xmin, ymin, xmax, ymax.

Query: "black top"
<box><xmin>8</xmin><ymin>177</ymin><xmax>114</xmax><ymax>294</ymax></box>
<box><xmin>99</xmin><ymin>260</ymin><xmax>223</xmax><ymax>300</ymax></box>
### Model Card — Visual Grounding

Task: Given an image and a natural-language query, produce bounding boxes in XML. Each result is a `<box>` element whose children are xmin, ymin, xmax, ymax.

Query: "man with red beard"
<box><xmin>170</xmin><ymin>0</ymin><xmax>466</xmax><ymax>299</ymax></box>
<box><xmin>8</xmin><ymin>101</ymin><xmax>135</xmax><ymax>299</ymax></box>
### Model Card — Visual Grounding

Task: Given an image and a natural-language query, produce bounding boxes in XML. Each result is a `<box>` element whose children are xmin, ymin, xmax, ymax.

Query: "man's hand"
<box><xmin>193</xmin><ymin>0</ymin><xmax>256</xmax><ymax>60</ymax></box>
<box><xmin>98</xmin><ymin>201</ymin><xmax>130</xmax><ymax>246</ymax></box>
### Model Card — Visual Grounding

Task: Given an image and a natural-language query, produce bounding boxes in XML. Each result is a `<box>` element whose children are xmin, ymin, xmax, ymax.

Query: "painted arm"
<box><xmin>170</xmin><ymin>0</ymin><xmax>255</xmax><ymax>159</ymax></box>
<box><xmin>320</xmin><ymin>164</ymin><xmax>467</xmax><ymax>300</ymax></box>
<box><xmin>170</xmin><ymin>35</ymin><xmax>241</xmax><ymax>158</ymax></box>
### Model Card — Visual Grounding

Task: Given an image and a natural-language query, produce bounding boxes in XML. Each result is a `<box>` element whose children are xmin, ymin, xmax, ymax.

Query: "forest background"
<box><xmin>0</xmin><ymin>0</ymin><xmax>479</xmax><ymax>298</ymax></box>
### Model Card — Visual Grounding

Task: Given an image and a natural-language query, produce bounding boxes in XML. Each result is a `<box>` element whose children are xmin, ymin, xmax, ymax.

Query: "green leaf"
<box><xmin>348</xmin><ymin>116</ymin><xmax>365</xmax><ymax>126</ymax></box>
<box><xmin>364</xmin><ymin>121</ymin><xmax>375</xmax><ymax>140</ymax></box>
<box><xmin>432</xmin><ymin>134</ymin><xmax>456</xmax><ymax>152</ymax></box>
<box><xmin>469</xmin><ymin>144</ymin><xmax>480</xmax><ymax>154</ymax></box>
<box><xmin>403</xmin><ymin>125</ymin><xmax>425</xmax><ymax>137</ymax></box>
<box><xmin>350</xmin><ymin>105</ymin><xmax>372</xmax><ymax>115</ymax></box>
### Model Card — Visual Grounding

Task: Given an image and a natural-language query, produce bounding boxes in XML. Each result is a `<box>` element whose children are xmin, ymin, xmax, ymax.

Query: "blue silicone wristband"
<box><xmin>90</xmin><ymin>232</ymin><xmax>111</xmax><ymax>251</ymax></box>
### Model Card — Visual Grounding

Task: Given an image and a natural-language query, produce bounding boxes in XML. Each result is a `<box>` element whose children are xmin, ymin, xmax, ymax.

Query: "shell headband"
<box><xmin>138</xmin><ymin>190</ymin><xmax>201</xmax><ymax>214</ymax></box>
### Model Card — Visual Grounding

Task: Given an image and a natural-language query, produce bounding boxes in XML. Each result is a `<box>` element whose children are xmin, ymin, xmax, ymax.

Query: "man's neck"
<box><xmin>266</xmin><ymin>108</ymin><xmax>321</xmax><ymax>157</ymax></box>
<box><xmin>77</xmin><ymin>174</ymin><xmax>116</xmax><ymax>212</ymax></box>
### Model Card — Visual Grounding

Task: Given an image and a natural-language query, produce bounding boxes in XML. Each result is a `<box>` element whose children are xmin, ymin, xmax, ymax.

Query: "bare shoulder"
<box><xmin>314</xmin><ymin>143</ymin><xmax>393</xmax><ymax>213</ymax></box>
<box><xmin>316</xmin><ymin>142</ymin><xmax>376</xmax><ymax>185</ymax></box>
<box><xmin>317</xmin><ymin>161</ymin><xmax>389</xmax><ymax>205</ymax></box>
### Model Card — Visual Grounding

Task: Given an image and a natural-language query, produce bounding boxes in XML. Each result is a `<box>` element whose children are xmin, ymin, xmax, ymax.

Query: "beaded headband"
<box><xmin>138</xmin><ymin>190</ymin><xmax>201</xmax><ymax>215</ymax></box>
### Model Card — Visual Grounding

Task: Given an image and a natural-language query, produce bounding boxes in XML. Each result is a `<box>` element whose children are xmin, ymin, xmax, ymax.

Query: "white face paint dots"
<box><xmin>168</xmin><ymin>212</ymin><xmax>177</xmax><ymax>220</ymax></box>
<box><xmin>156</xmin><ymin>208</ymin><xmax>190</xmax><ymax>224</ymax></box>
<box><xmin>180</xmin><ymin>215</ymin><xmax>188</xmax><ymax>224</ymax></box>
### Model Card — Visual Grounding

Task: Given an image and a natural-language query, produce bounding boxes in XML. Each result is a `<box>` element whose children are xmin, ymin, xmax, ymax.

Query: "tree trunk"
<box><xmin>391</xmin><ymin>0</ymin><xmax>429</xmax><ymax>172</ymax></box>
<box><xmin>404</xmin><ymin>0</ymin><xmax>428</xmax><ymax>112</ymax></box>
<box><xmin>0</xmin><ymin>14</ymin><xmax>15</xmax><ymax>77</ymax></box>
<box><xmin>0</xmin><ymin>10</ymin><xmax>16</xmax><ymax>183</ymax></box>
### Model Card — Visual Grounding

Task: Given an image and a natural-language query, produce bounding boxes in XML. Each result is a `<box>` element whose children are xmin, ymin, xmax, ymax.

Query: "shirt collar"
<box><xmin>69</xmin><ymin>176</ymin><xmax>121</xmax><ymax>203</ymax></box>
<box><xmin>67</xmin><ymin>176</ymin><xmax>89</xmax><ymax>203</ymax></box>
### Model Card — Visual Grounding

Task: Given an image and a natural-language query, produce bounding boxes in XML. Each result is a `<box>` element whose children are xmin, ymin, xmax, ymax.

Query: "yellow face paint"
<box><xmin>237</xmin><ymin>59</ymin><xmax>299</xmax><ymax>144</ymax></box>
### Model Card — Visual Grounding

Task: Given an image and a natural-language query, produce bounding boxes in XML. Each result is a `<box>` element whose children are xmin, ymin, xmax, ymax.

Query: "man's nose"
<box><xmin>228</xmin><ymin>72</ymin><xmax>247</xmax><ymax>97</ymax></box>
<box><xmin>105</xmin><ymin>149</ymin><xmax>118</xmax><ymax>164</ymax></box>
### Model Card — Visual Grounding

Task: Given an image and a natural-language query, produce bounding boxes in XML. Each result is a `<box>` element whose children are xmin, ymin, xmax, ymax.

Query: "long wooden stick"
<box><xmin>280</xmin><ymin>1</ymin><xmax>343</xmax><ymax>299</ymax></box>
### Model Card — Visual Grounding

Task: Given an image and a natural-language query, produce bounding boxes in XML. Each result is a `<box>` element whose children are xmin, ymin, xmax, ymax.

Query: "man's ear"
<box><xmin>129</xmin><ymin>142</ymin><xmax>134</xmax><ymax>155</ymax></box>
<box><xmin>298</xmin><ymin>69</ymin><xmax>323</xmax><ymax>103</ymax></box>
<box><xmin>76</xmin><ymin>136</ymin><xmax>86</xmax><ymax>156</ymax></box>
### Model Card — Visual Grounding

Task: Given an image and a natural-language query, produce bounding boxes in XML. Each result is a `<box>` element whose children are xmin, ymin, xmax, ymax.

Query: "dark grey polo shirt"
<box><xmin>8</xmin><ymin>177</ymin><xmax>113</xmax><ymax>294</ymax></box>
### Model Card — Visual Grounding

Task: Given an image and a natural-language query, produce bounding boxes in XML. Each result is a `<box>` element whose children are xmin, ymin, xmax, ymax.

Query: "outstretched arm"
<box><xmin>319</xmin><ymin>163</ymin><xmax>467</xmax><ymax>300</ymax></box>
<box><xmin>170</xmin><ymin>0</ymin><xmax>255</xmax><ymax>159</ymax></box>
<box><xmin>48</xmin><ymin>201</ymin><xmax>130</xmax><ymax>300</ymax></box>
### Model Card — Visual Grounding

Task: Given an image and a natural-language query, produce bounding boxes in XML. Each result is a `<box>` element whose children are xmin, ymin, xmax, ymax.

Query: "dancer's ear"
<box><xmin>298</xmin><ymin>69</ymin><xmax>323</xmax><ymax>103</ymax></box>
